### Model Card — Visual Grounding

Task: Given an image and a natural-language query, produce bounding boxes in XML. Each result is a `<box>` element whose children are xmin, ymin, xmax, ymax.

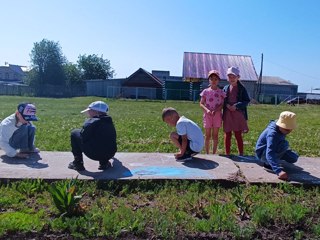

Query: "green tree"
<box><xmin>77</xmin><ymin>54</ymin><xmax>114</xmax><ymax>80</ymax></box>
<box><xmin>64</xmin><ymin>62</ymin><xmax>82</xmax><ymax>86</ymax></box>
<box><xmin>28</xmin><ymin>39</ymin><xmax>66</xmax><ymax>86</ymax></box>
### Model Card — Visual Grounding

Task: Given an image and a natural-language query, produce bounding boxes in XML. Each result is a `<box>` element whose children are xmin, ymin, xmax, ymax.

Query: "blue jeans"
<box><xmin>260</xmin><ymin>139</ymin><xmax>299</xmax><ymax>164</ymax></box>
<box><xmin>9</xmin><ymin>124</ymin><xmax>36</xmax><ymax>151</ymax></box>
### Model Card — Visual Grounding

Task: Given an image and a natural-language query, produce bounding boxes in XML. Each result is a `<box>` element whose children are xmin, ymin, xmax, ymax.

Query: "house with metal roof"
<box><xmin>260</xmin><ymin>76</ymin><xmax>297</xmax><ymax>95</ymax></box>
<box><xmin>85</xmin><ymin>68</ymin><xmax>164</xmax><ymax>99</ymax></box>
<box><xmin>122</xmin><ymin>68</ymin><xmax>163</xmax><ymax>99</ymax></box>
<box><xmin>257</xmin><ymin>76</ymin><xmax>298</xmax><ymax>104</ymax></box>
<box><xmin>182</xmin><ymin>52</ymin><xmax>259</xmax><ymax>98</ymax></box>
<box><xmin>0</xmin><ymin>64</ymin><xmax>26</xmax><ymax>85</ymax></box>
<box><xmin>84</xmin><ymin>52</ymin><xmax>300</xmax><ymax>102</ymax></box>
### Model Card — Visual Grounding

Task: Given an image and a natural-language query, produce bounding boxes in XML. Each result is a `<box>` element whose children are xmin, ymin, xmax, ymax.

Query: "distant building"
<box><xmin>152</xmin><ymin>70</ymin><xmax>198</xmax><ymax>100</ymax></box>
<box><xmin>0</xmin><ymin>64</ymin><xmax>27</xmax><ymax>85</ymax></box>
<box><xmin>85</xmin><ymin>68</ymin><xmax>163</xmax><ymax>99</ymax></box>
<box><xmin>182</xmin><ymin>52</ymin><xmax>258</xmax><ymax>98</ymax></box>
<box><xmin>122</xmin><ymin>68</ymin><xmax>163</xmax><ymax>99</ymax></box>
<box><xmin>85</xmin><ymin>52</ymin><xmax>301</xmax><ymax>102</ymax></box>
<box><xmin>256</xmin><ymin>76</ymin><xmax>298</xmax><ymax>104</ymax></box>
<box><xmin>260</xmin><ymin>76</ymin><xmax>298</xmax><ymax>96</ymax></box>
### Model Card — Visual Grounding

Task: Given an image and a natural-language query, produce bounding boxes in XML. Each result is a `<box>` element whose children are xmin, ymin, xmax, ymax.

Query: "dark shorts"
<box><xmin>178</xmin><ymin>136</ymin><xmax>198</xmax><ymax>155</ymax></box>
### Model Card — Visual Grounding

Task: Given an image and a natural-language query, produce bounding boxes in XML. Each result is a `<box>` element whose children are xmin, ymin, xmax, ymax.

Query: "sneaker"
<box><xmin>98</xmin><ymin>161</ymin><xmax>112</xmax><ymax>170</ymax></box>
<box><xmin>20</xmin><ymin>147</ymin><xmax>40</xmax><ymax>154</ymax></box>
<box><xmin>263</xmin><ymin>163</ymin><xmax>273</xmax><ymax>173</ymax></box>
<box><xmin>31</xmin><ymin>147</ymin><xmax>40</xmax><ymax>153</ymax></box>
<box><xmin>68</xmin><ymin>161</ymin><xmax>85</xmax><ymax>171</ymax></box>
<box><xmin>176</xmin><ymin>154</ymin><xmax>193</xmax><ymax>162</ymax></box>
<box><xmin>190</xmin><ymin>152</ymin><xmax>198</xmax><ymax>157</ymax></box>
<box><xmin>263</xmin><ymin>163</ymin><xmax>283</xmax><ymax>173</ymax></box>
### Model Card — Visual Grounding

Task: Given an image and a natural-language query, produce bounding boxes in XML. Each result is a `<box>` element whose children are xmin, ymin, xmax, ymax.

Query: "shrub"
<box><xmin>48</xmin><ymin>178</ymin><xmax>85</xmax><ymax>217</ymax></box>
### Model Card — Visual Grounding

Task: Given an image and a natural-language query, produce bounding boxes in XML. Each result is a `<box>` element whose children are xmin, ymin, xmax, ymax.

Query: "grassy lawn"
<box><xmin>0</xmin><ymin>96</ymin><xmax>319</xmax><ymax>156</ymax></box>
<box><xmin>0</xmin><ymin>96</ymin><xmax>320</xmax><ymax>239</ymax></box>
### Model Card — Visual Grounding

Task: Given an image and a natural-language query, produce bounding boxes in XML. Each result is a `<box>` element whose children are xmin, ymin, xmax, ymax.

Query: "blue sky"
<box><xmin>1</xmin><ymin>0</ymin><xmax>319</xmax><ymax>92</ymax></box>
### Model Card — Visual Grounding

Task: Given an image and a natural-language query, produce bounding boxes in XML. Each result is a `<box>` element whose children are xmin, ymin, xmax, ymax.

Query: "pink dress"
<box><xmin>223</xmin><ymin>85</ymin><xmax>249</xmax><ymax>133</ymax></box>
<box><xmin>200</xmin><ymin>87</ymin><xmax>226</xmax><ymax>128</ymax></box>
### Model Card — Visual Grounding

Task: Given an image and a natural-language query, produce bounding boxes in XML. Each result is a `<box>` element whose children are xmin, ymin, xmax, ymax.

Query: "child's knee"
<box><xmin>169</xmin><ymin>132</ymin><xmax>178</xmax><ymax>140</ymax></box>
<box><xmin>282</xmin><ymin>150</ymin><xmax>299</xmax><ymax>163</ymax></box>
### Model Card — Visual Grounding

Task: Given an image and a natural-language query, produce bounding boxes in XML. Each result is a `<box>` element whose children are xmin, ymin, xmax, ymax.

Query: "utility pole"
<box><xmin>255</xmin><ymin>53</ymin><xmax>263</xmax><ymax>101</ymax></box>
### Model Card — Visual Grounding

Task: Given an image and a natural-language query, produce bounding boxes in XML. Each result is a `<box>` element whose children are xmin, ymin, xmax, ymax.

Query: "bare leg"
<box><xmin>224</xmin><ymin>131</ymin><xmax>232</xmax><ymax>155</ymax></box>
<box><xmin>212</xmin><ymin>127</ymin><xmax>219</xmax><ymax>154</ymax></box>
<box><xmin>204</xmin><ymin>128</ymin><xmax>212</xmax><ymax>154</ymax></box>
<box><xmin>234</xmin><ymin>131</ymin><xmax>244</xmax><ymax>156</ymax></box>
<box><xmin>170</xmin><ymin>132</ymin><xmax>181</xmax><ymax>149</ymax></box>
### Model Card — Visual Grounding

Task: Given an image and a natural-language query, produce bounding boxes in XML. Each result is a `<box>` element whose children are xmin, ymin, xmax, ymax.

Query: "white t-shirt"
<box><xmin>176</xmin><ymin>116</ymin><xmax>204</xmax><ymax>152</ymax></box>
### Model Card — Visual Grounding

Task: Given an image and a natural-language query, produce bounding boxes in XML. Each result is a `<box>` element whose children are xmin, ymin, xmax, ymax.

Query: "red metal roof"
<box><xmin>183</xmin><ymin>52</ymin><xmax>258</xmax><ymax>81</ymax></box>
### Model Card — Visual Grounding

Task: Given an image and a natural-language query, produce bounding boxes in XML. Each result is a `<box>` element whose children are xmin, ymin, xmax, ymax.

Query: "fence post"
<box><xmin>165</xmin><ymin>89</ymin><xmax>167</xmax><ymax>102</ymax></box>
<box><xmin>189</xmin><ymin>81</ymin><xmax>193</xmax><ymax>101</ymax></box>
<box><xmin>136</xmin><ymin>87</ymin><xmax>138</xmax><ymax>101</ymax></box>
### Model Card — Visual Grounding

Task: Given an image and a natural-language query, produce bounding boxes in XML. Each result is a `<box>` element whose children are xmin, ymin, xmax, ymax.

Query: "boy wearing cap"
<box><xmin>68</xmin><ymin>100</ymin><xmax>117</xmax><ymax>171</ymax></box>
<box><xmin>255</xmin><ymin>111</ymin><xmax>299</xmax><ymax>180</ymax></box>
<box><xmin>0</xmin><ymin>103</ymin><xmax>39</xmax><ymax>158</ymax></box>
<box><xmin>200</xmin><ymin>70</ymin><xmax>226</xmax><ymax>154</ymax></box>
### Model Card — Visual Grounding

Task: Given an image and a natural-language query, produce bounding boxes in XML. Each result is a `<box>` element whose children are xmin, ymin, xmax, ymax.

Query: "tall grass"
<box><xmin>1</xmin><ymin>180</ymin><xmax>320</xmax><ymax>239</ymax></box>
<box><xmin>0</xmin><ymin>96</ymin><xmax>319</xmax><ymax>156</ymax></box>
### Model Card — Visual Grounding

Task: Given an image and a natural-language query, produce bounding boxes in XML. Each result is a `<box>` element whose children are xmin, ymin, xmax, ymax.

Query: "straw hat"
<box><xmin>276</xmin><ymin>111</ymin><xmax>297</xmax><ymax>130</ymax></box>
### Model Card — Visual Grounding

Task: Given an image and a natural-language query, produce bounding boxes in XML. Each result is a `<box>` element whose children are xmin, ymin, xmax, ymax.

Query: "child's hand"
<box><xmin>206</xmin><ymin>109</ymin><xmax>217</xmax><ymax>115</ymax></box>
<box><xmin>227</xmin><ymin>104</ymin><xmax>236</xmax><ymax>111</ymax></box>
<box><xmin>278</xmin><ymin>171</ymin><xmax>288</xmax><ymax>181</ymax></box>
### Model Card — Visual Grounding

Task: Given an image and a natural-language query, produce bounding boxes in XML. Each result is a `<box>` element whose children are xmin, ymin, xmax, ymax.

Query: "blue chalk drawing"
<box><xmin>129</xmin><ymin>166</ymin><xmax>213</xmax><ymax>178</ymax></box>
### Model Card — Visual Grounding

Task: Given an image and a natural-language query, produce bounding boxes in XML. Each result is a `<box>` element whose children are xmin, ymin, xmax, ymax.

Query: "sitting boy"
<box><xmin>0</xmin><ymin>103</ymin><xmax>39</xmax><ymax>158</ymax></box>
<box><xmin>68</xmin><ymin>101</ymin><xmax>117</xmax><ymax>171</ymax></box>
<box><xmin>162</xmin><ymin>107</ymin><xmax>204</xmax><ymax>162</ymax></box>
<box><xmin>255</xmin><ymin>111</ymin><xmax>299</xmax><ymax>180</ymax></box>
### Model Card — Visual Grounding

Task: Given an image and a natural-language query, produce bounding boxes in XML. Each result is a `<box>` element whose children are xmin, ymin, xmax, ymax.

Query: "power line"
<box><xmin>265</xmin><ymin>59</ymin><xmax>320</xmax><ymax>81</ymax></box>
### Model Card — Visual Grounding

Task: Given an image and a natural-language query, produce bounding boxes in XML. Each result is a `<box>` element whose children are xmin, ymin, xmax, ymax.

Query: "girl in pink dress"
<box><xmin>223</xmin><ymin>67</ymin><xmax>250</xmax><ymax>156</ymax></box>
<box><xmin>200</xmin><ymin>70</ymin><xmax>226</xmax><ymax>154</ymax></box>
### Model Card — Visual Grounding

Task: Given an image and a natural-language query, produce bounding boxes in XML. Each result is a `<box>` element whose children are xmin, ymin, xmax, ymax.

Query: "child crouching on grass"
<box><xmin>68</xmin><ymin>101</ymin><xmax>117</xmax><ymax>171</ymax></box>
<box><xmin>0</xmin><ymin>103</ymin><xmax>39</xmax><ymax>159</ymax></box>
<box><xmin>162</xmin><ymin>107</ymin><xmax>204</xmax><ymax>162</ymax></box>
<box><xmin>255</xmin><ymin>111</ymin><xmax>299</xmax><ymax>181</ymax></box>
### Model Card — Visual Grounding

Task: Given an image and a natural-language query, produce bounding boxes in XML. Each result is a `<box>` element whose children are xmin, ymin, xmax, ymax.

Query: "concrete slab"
<box><xmin>0</xmin><ymin>150</ymin><xmax>319</xmax><ymax>185</ymax></box>
<box><xmin>0</xmin><ymin>150</ymin><xmax>239</xmax><ymax>181</ymax></box>
<box><xmin>231</xmin><ymin>155</ymin><xmax>320</xmax><ymax>185</ymax></box>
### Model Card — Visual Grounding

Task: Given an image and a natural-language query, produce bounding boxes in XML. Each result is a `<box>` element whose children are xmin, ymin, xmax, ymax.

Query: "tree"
<box><xmin>77</xmin><ymin>54</ymin><xmax>114</xmax><ymax>80</ymax></box>
<box><xmin>64</xmin><ymin>63</ymin><xmax>82</xmax><ymax>86</ymax></box>
<box><xmin>29</xmin><ymin>39</ymin><xmax>66</xmax><ymax>86</ymax></box>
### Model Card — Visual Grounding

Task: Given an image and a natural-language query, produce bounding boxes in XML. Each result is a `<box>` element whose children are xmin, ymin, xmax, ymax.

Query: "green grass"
<box><xmin>0</xmin><ymin>180</ymin><xmax>320</xmax><ymax>239</ymax></box>
<box><xmin>0</xmin><ymin>96</ymin><xmax>319</xmax><ymax>156</ymax></box>
<box><xmin>0</xmin><ymin>96</ymin><xmax>320</xmax><ymax>238</ymax></box>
